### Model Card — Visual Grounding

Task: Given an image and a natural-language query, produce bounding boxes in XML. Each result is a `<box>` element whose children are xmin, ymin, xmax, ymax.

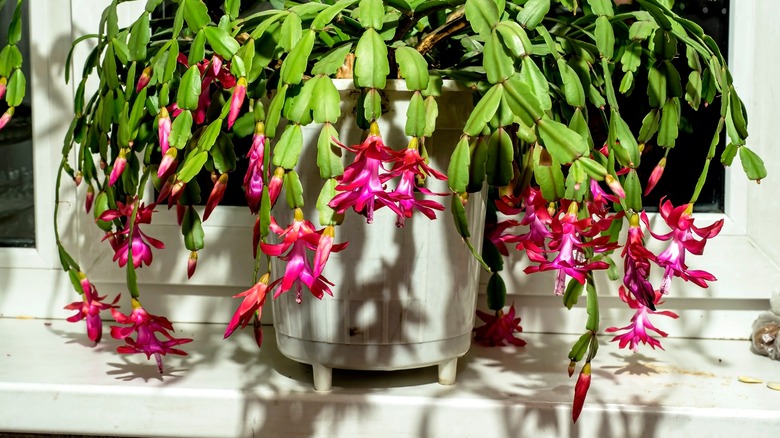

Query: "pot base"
<box><xmin>276</xmin><ymin>331</ymin><xmax>472</xmax><ymax>390</ymax></box>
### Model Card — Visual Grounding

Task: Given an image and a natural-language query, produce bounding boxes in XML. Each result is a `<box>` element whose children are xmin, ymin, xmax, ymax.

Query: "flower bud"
<box><xmin>204</xmin><ymin>173</ymin><xmax>228</xmax><ymax>221</ymax></box>
<box><xmin>605</xmin><ymin>174</ymin><xmax>626</xmax><ymax>198</ymax></box>
<box><xmin>85</xmin><ymin>184</ymin><xmax>95</xmax><ymax>213</ymax></box>
<box><xmin>158</xmin><ymin>106</ymin><xmax>171</xmax><ymax>154</ymax></box>
<box><xmin>169</xmin><ymin>180</ymin><xmax>186</xmax><ymax>209</ymax></box>
<box><xmin>227</xmin><ymin>77</ymin><xmax>247</xmax><ymax>129</ymax></box>
<box><xmin>74</xmin><ymin>172</ymin><xmax>83</xmax><ymax>186</ymax></box>
<box><xmin>643</xmin><ymin>157</ymin><xmax>666</xmax><ymax>196</ymax></box>
<box><xmin>572</xmin><ymin>362</ymin><xmax>592</xmax><ymax>423</ymax></box>
<box><xmin>268</xmin><ymin>167</ymin><xmax>285</xmax><ymax>206</ymax></box>
<box><xmin>0</xmin><ymin>107</ymin><xmax>15</xmax><ymax>130</ymax></box>
<box><xmin>0</xmin><ymin>77</ymin><xmax>6</xmax><ymax>100</ymax></box>
<box><xmin>157</xmin><ymin>148</ymin><xmax>178</xmax><ymax>180</ymax></box>
<box><xmin>108</xmin><ymin>149</ymin><xmax>128</xmax><ymax>186</ymax></box>
<box><xmin>187</xmin><ymin>251</ymin><xmax>198</xmax><ymax>279</ymax></box>
<box><xmin>568</xmin><ymin>360</ymin><xmax>576</xmax><ymax>378</ymax></box>
<box><xmin>136</xmin><ymin>66</ymin><xmax>152</xmax><ymax>92</ymax></box>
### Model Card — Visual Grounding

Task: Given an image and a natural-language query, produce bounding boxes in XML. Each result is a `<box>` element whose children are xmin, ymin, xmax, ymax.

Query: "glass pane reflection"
<box><xmin>0</xmin><ymin>2</ymin><xmax>34</xmax><ymax>247</ymax></box>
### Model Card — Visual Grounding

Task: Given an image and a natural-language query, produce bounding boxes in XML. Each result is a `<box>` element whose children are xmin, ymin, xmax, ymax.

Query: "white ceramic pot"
<box><xmin>271</xmin><ymin>80</ymin><xmax>486</xmax><ymax>390</ymax></box>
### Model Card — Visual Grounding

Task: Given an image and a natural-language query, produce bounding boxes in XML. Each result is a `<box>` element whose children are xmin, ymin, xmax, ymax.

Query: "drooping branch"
<box><xmin>415</xmin><ymin>8</ymin><xmax>466</xmax><ymax>57</ymax></box>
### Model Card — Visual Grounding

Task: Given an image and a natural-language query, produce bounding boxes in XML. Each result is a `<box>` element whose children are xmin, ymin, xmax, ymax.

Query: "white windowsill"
<box><xmin>1</xmin><ymin>318</ymin><xmax>779</xmax><ymax>437</ymax></box>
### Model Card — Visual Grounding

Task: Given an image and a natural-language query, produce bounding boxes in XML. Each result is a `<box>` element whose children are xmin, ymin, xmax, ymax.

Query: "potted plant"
<box><xmin>0</xmin><ymin>0</ymin><xmax>765</xmax><ymax>422</ymax></box>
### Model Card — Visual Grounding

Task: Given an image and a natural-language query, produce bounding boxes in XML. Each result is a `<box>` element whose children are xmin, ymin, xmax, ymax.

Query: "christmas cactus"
<box><xmin>0</xmin><ymin>0</ymin><xmax>766</xmax><ymax>422</ymax></box>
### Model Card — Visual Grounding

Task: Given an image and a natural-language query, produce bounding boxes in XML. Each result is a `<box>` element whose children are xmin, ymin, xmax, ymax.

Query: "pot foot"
<box><xmin>312</xmin><ymin>363</ymin><xmax>332</xmax><ymax>391</ymax></box>
<box><xmin>437</xmin><ymin>357</ymin><xmax>458</xmax><ymax>385</ymax></box>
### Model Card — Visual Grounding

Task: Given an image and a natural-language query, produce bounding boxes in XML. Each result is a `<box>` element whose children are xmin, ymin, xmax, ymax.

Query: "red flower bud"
<box><xmin>187</xmin><ymin>251</ymin><xmax>198</xmax><ymax>279</ymax></box>
<box><xmin>85</xmin><ymin>184</ymin><xmax>95</xmax><ymax>213</ymax></box>
<box><xmin>158</xmin><ymin>106</ymin><xmax>171</xmax><ymax>154</ymax></box>
<box><xmin>158</xmin><ymin>147</ymin><xmax>178</xmax><ymax>179</ymax></box>
<box><xmin>227</xmin><ymin>77</ymin><xmax>247</xmax><ymax>129</ymax></box>
<box><xmin>136</xmin><ymin>66</ymin><xmax>152</xmax><ymax>92</ymax></box>
<box><xmin>643</xmin><ymin>157</ymin><xmax>666</xmax><ymax>196</ymax></box>
<box><xmin>572</xmin><ymin>362</ymin><xmax>592</xmax><ymax>423</ymax></box>
<box><xmin>204</xmin><ymin>173</ymin><xmax>228</xmax><ymax>221</ymax></box>
<box><xmin>605</xmin><ymin>174</ymin><xmax>625</xmax><ymax>199</ymax></box>
<box><xmin>0</xmin><ymin>107</ymin><xmax>15</xmax><ymax>130</ymax></box>
<box><xmin>109</xmin><ymin>149</ymin><xmax>128</xmax><ymax>186</ymax></box>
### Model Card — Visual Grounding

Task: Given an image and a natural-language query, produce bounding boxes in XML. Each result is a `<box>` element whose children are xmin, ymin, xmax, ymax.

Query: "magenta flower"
<box><xmin>260</xmin><ymin>210</ymin><xmax>348</xmax><ymax>302</ymax></box>
<box><xmin>227</xmin><ymin>77</ymin><xmax>247</xmax><ymax>129</ymax></box>
<box><xmin>158</xmin><ymin>107</ymin><xmax>171</xmax><ymax>154</ymax></box>
<box><xmin>136</xmin><ymin>66</ymin><xmax>151</xmax><ymax>92</ymax></box>
<box><xmin>504</xmin><ymin>187</ymin><xmax>553</xmax><ymax>251</ymax></box>
<box><xmin>587</xmin><ymin>178</ymin><xmax>620</xmax><ymax>219</ymax></box>
<box><xmin>524</xmin><ymin>202</ymin><xmax>614</xmax><ymax>295</ymax></box>
<box><xmin>572</xmin><ymin>362</ymin><xmax>591</xmax><ymax>423</ymax></box>
<box><xmin>485</xmin><ymin>218</ymin><xmax>521</xmax><ymax>257</ymax></box>
<box><xmin>606</xmin><ymin>286</ymin><xmax>679</xmax><ymax>351</ymax></box>
<box><xmin>329</xmin><ymin>122</ymin><xmax>404</xmax><ymax>223</ymax></box>
<box><xmin>204</xmin><ymin>173</ymin><xmax>228</xmax><ymax>221</ymax></box>
<box><xmin>110</xmin><ymin>299</ymin><xmax>192</xmax><ymax>373</ymax></box>
<box><xmin>0</xmin><ymin>77</ymin><xmax>6</xmax><ymax>100</ymax></box>
<box><xmin>622</xmin><ymin>214</ymin><xmax>658</xmax><ymax>309</ymax></box>
<box><xmin>224</xmin><ymin>273</ymin><xmax>271</xmax><ymax>340</ymax></box>
<box><xmin>109</xmin><ymin>149</ymin><xmax>127</xmax><ymax>186</ymax></box>
<box><xmin>473</xmin><ymin>305</ymin><xmax>527</xmax><ymax>347</ymax></box>
<box><xmin>99</xmin><ymin>198</ymin><xmax>165</xmax><ymax>268</ymax></box>
<box><xmin>63</xmin><ymin>275</ymin><xmax>119</xmax><ymax>344</ymax></box>
<box><xmin>389</xmin><ymin>145</ymin><xmax>448</xmax><ymax>227</ymax></box>
<box><xmin>641</xmin><ymin>200</ymin><xmax>723</xmax><ymax>294</ymax></box>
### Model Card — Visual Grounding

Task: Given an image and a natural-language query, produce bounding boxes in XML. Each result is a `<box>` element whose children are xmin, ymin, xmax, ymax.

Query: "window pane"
<box><xmin>637</xmin><ymin>0</ymin><xmax>730</xmax><ymax>213</ymax></box>
<box><xmin>0</xmin><ymin>2</ymin><xmax>34</xmax><ymax>247</ymax></box>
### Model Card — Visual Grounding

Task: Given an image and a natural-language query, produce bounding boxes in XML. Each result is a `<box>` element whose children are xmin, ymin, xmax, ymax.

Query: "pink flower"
<box><xmin>63</xmin><ymin>275</ymin><xmax>119</xmax><ymax>344</ymax></box>
<box><xmin>329</xmin><ymin>122</ymin><xmax>404</xmax><ymax>223</ymax></box>
<box><xmin>388</xmin><ymin>144</ymin><xmax>448</xmax><ymax>227</ymax></box>
<box><xmin>485</xmin><ymin>218</ymin><xmax>521</xmax><ymax>257</ymax></box>
<box><xmin>0</xmin><ymin>76</ymin><xmax>6</xmax><ymax>100</ymax></box>
<box><xmin>644</xmin><ymin>157</ymin><xmax>666</xmax><ymax>196</ymax></box>
<box><xmin>260</xmin><ymin>210</ymin><xmax>348</xmax><ymax>302</ymax></box>
<box><xmin>110</xmin><ymin>299</ymin><xmax>192</xmax><ymax>373</ymax></box>
<box><xmin>641</xmin><ymin>200</ymin><xmax>723</xmax><ymax>294</ymax></box>
<box><xmin>136</xmin><ymin>66</ymin><xmax>152</xmax><ymax>92</ymax></box>
<box><xmin>204</xmin><ymin>173</ymin><xmax>228</xmax><ymax>221</ymax></box>
<box><xmin>523</xmin><ymin>202</ymin><xmax>614</xmax><ymax>295</ymax></box>
<box><xmin>572</xmin><ymin>362</ymin><xmax>591</xmax><ymax>423</ymax></box>
<box><xmin>587</xmin><ymin>178</ymin><xmax>620</xmax><ymax>218</ymax></box>
<box><xmin>606</xmin><ymin>286</ymin><xmax>679</xmax><ymax>351</ymax></box>
<box><xmin>99</xmin><ymin>198</ymin><xmax>165</xmax><ymax>268</ymax></box>
<box><xmin>227</xmin><ymin>77</ymin><xmax>247</xmax><ymax>129</ymax></box>
<box><xmin>473</xmin><ymin>305</ymin><xmax>527</xmax><ymax>347</ymax></box>
<box><xmin>224</xmin><ymin>273</ymin><xmax>271</xmax><ymax>340</ymax></box>
<box><xmin>109</xmin><ymin>149</ymin><xmax>128</xmax><ymax>186</ymax></box>
<box><xmin>158</xmin><ymin>107</ymin><xmax>171</xmax><ymax>154</ymax></box>
<box><xmin>622</xmin><ymin>214</ymin><xmax>658</xmax><ymax>309</ymax></box>
<box><xmin>504</xmin><ymin>187</ymin><xmax>553</xmax><ymax>251</ymax></box>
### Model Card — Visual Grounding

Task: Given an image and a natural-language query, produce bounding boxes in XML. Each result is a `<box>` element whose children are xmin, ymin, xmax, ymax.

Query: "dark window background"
<box><xmin>153</xmin><ymin>1</ymin><xmax>731</xmax><ymax>212</ymax></box>
<box><xmin>0</xmin><ymin>2</ymin><xmax>34</xmax><ymax>247</ymax></box>
<box><xmin>634</xmin><ymin>0</ymin><xmax>730</xmax><ymax>212</ymax></box>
